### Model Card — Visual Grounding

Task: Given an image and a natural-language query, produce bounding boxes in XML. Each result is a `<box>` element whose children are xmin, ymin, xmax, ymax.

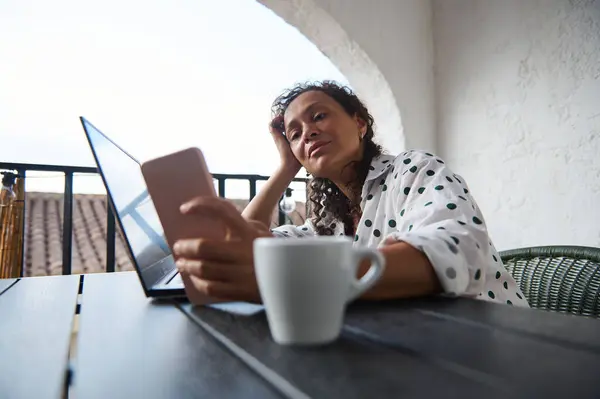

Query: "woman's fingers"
<box><xmin>176</xmin><ymin>258</ymin><xmax>252</xmax><ymax>282</ymax></box>
<box><xmin>269</xmin><ymin>115</ymin><xmax>285</xmax><ymax>136</ymax></box>
<box><xmin>180</xmin><ymin>197</ymin><xmax>253</xmax><ymax>239</ymax></box>
<box><xmin>173</xmin><ymin>238</ymin><xmax>251</xmax><ymax>263</ymax></box>
<box><xmin>182</xmin><ymin>274</ymin><xmax>260</xmax><ymax>303</ymax></box>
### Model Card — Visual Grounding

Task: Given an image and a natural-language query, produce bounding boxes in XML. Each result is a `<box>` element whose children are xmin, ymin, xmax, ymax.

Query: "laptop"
<box><xmin>80</xmin><ymin>117</ymin><xmax>185</xmax><ymax>298</ymax></box>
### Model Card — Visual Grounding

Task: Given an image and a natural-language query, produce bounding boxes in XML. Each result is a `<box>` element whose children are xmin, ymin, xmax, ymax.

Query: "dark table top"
<box><xmin>0</xmin><ymin>274</ymin><xmax>79</xmax><ymax>399</ymax></box>
<box><xmin>1</xmin><ymin>271</ymin><xmax>599</xmax><ymax>399</ymax></box>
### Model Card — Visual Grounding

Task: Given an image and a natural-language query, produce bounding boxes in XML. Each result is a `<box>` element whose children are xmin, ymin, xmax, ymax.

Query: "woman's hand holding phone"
<box><xmin>173</xmin><ymin>196</ymin><xmax>272</xmax><ymax>304</ymax></box>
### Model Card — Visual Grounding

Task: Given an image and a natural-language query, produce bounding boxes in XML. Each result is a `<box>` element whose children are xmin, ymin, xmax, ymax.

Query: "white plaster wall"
<box><xmin>433</xmin><ymin>0</ymin><xmax>600</xmax><ymax>250</ymax></box>
<box><xmin>312</xmin><ymin>0</ymin><xmax>437</xmax><ymax>152</ymax></box>
<box><xmin>258</xmin><ymin>0</ymin><xmax>436</xmax><ymax>153</ymax></box>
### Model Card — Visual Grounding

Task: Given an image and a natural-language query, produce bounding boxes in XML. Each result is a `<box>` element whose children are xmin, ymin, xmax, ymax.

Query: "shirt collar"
<box><xmin>365</xmin><ymin>153</ymin><xmax>396</xmax><ymax>183</ymax></box>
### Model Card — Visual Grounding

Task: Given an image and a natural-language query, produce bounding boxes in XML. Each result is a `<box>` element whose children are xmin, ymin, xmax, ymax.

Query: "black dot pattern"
<box><xmin>269</xmin><ymin>151</ymin><xmax>528</xmax><ymax>309</ymax></box>
<box><xmin>446</xmin><ymin>267</ymin><xmax>457</xmax><ymax>279</ymax></box>
<box><xmin>446</xmin><ymin>242</ymin><xmax>459</xmax><ymax>254</ymax></box>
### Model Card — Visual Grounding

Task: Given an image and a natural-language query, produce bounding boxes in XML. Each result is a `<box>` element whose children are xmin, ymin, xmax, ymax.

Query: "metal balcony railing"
<box><xmin>0</xmin><ymin>162</ymin><xmax>307</xmax><ymax>276</ymax></box>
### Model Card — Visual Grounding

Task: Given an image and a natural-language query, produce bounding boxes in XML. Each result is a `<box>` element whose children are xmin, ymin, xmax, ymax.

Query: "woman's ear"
<box><xmin>354</xmin><ymin>115</ymin><xmax>368</xmax><ymax>137</ymax></box>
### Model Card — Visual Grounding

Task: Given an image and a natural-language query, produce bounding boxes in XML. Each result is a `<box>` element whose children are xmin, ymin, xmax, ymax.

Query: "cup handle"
<box><xmin>347</xmin><ymin>248</ymin><xmax>386</xmax><ymax>302</ymax></box>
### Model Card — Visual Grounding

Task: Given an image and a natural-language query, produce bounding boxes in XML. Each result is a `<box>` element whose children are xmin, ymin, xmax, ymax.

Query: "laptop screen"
<box><xmin>81</xmin><ymin>117</ymin><xmax>175</xmax><ymax>288</ymax></box>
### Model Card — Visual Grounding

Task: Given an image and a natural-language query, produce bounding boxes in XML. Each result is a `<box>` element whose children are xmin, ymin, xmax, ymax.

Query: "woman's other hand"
<box><xmin>173</xmin><ymin>196</ymin><xmax>272</xmax><ymax>304</ymax></box>
<box><xmin>270</xmin><ymin>115</ymin><xmax>301</xmax><ymax>175</ymax></box>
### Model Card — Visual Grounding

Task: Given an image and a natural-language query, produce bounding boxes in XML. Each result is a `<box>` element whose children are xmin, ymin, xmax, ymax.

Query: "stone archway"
<box><xmin>257</xmin><ymin>0</ymin><xmax>406</xmax><ymax>154</ymax></box>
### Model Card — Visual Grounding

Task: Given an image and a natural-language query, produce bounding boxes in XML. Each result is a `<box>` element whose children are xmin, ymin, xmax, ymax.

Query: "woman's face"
<box><xmin>283</xmin><ymin>90</ymin><xmax>367</xmax><ymax>179</ymax></box>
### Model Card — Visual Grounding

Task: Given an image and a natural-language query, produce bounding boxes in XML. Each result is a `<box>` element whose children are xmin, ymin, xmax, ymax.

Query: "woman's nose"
<box><xmin>302</xmin><ymin>129</ymin><xmax>319</xmax><ymax>143</ymax></box>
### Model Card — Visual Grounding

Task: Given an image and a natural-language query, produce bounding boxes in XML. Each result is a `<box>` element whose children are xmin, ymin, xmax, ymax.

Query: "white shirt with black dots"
<box><xmin>271</xmin><ymin>150</ymin><xmax>529</xmax><ymax>307</ymax></box>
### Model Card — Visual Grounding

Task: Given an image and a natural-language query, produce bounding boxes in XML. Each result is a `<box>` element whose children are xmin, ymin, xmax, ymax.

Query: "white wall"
<box><xmin>259</xmin><ymin>0</ymin><xmax>437</xmax><ymax>153</ymax></box>
<box><xmin>433</xmin><ymin>0</ymin><xmax>600</xmax><ymax>250</ymax></box>
<box><xmin>312</xmin><ymin>0</ymin><xmax>437</xmax><ymax>152</ymax></box>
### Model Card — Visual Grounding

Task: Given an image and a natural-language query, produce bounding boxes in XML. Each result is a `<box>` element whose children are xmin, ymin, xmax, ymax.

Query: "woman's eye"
<box><xmin>313</xmin><ymin>112</ymin><xmax>326</xmax><ymax>121</ymax></box>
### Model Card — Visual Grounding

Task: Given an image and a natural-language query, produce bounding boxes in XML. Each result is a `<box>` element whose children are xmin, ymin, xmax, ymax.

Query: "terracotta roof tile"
<box><xmin>23</xmin><ymin>192</ymin><xmax>306</xmax><ymax>277</ymax></box>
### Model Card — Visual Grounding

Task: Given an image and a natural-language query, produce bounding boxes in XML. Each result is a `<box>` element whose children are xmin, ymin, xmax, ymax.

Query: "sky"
<box><xmin>0</xmin><ymin>0</ymin><xmax>349</xmax><ymax>200</ymax></box>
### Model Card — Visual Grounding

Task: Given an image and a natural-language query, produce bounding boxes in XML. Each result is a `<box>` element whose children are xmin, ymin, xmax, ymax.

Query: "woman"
<box><xmin>174</xmin><ymin>81</ymin><xmax>528</xmax><ymax>307</ymax></box>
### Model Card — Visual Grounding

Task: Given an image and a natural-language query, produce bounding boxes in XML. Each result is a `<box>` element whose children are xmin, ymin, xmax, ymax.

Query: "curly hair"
<box><xmin>271</xmin><ymin>81</ymin><xmax>383</xmax><ymax>236</ymax></box>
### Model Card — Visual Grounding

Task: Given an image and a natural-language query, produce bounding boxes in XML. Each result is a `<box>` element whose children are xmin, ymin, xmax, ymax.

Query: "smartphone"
<box><xmin>141</xmin><ymin>147</ymin><xmax>227</xmax><ymax>252</ymax></box>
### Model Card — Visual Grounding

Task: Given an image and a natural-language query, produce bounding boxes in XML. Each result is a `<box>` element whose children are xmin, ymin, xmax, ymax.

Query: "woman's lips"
<box><xmin>309</xmin><ymin>141</ymin><xmax>331</xmax><ymax>157</ymax></box>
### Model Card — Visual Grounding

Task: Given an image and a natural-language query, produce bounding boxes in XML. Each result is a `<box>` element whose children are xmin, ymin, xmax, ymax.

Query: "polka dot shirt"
<box><xmin>271</xmin><ymin>150</ymin><xmax>529</xmax><ymax>308</ymax></box>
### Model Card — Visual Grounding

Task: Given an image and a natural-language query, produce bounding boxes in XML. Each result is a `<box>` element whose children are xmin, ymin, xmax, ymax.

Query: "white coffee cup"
<box><xmin>253</xmin><ymin>236</ymin><xmax>385</xmax><ymax>345</ymax></box>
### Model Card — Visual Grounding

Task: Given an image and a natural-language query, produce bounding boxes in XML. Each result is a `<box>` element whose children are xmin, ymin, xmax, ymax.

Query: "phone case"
<box><xmin>141</xmin><ymin>147</ymin><xmax>227</xmax><ymax>252</ymax></box>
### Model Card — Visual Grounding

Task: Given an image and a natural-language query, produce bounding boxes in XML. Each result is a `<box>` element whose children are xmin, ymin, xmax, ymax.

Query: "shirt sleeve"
<box><xmin>270</xmin><ymin>219</ymin><xmax>317</xmax><ymax>238</ymax></box>
<box><xmin>381</xmin><ymin>151</ymin><xmax>492</xmax><ymax>297</ymax></box>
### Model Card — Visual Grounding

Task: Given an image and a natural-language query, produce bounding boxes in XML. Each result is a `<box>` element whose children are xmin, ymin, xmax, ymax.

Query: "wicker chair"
<box><xmin>499</xmin><ymin>246</ymin><xmax>600</xmax><ymax>318</ymax></box>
